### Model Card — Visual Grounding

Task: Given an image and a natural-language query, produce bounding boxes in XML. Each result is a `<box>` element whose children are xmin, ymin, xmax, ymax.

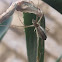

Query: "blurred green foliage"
<box><xmin>0</xmin><ymin>16</ymin><xmax>12</xmax><ymax>41</ymax></box>
<box><xmin>42</xmin><ymin>0</ymin><xmax>62</xmax><ymax>13</ymax></box>
<box><xmin>56</xmin><ymin>56</ymin><xmax>62</xmax><ymax>62</ymax></box>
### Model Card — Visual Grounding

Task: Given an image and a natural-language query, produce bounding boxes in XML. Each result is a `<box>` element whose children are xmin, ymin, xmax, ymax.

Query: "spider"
<box><xmin>0</xmin><ymin>1</ymin><xmax>47</xmax><ymax>40</ymax></box>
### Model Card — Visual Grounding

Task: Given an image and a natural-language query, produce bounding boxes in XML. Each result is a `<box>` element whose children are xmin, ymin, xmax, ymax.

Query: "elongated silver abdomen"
<box><xmin>36</xmin><ymin>26</ymin><xmax>47</xmax><ymax>40</ymax></box>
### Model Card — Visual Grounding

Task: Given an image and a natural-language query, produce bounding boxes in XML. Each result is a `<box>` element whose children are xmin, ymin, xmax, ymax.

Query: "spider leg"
<box><xmin>17</xmin><ymin>11</ymin><xmax>24</xmax><ymax>25</ymax></box>
<box><xmin>38</xmin><ymin>15</ymin><xmax>43</xmax><ymax>24</ymax></box>
<box><xmin>35</xmin><ymin>28</ymin><xmax>39</xmax><ymax>62</ymax></box>
<box><xmin>10</xmin><ymin>25</ymin><xmax>34</xmax><ymax>28</ymax></box>
<box><xmin>46</xmin><ymin>27</ymin><xmax>49</xmax><ymax>32</ymax></box>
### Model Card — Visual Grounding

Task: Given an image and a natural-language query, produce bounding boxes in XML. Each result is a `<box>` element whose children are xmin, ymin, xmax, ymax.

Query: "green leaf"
<box><xmin>23</xmin><ymin>13</ymin><xmax>45</xmax><ymax>62</ymax></box>
<box><xmin>0</xmin><ymin>16</ymin><xmax>12</xmax><ymax>41</ymax></box>
<box><xmin>42</xmin><ymin>0</ymin><xmax>62</xmax><ymax>13</ymax></box>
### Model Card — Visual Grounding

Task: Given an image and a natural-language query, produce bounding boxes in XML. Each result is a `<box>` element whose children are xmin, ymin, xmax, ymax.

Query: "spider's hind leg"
<box><xmin>35</xmin><ymin>29</ymin><xmax>39</xmax><ymax>62</ymax></box>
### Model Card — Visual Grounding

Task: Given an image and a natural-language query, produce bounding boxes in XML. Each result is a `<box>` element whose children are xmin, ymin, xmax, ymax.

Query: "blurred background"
<box><xmin>0</xmin><ymin>0</ymin><xmax>62</xmax><ymax>62</ymax></box>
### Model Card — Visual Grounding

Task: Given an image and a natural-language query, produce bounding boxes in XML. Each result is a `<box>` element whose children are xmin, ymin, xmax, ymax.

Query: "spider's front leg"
<box><xmin>0</xmin><ymin>1</ymin><xmax>42</xmax><ymax>24</ymax></box>
<box><xmin>16</xmin><ymin>1</ymin><xmax>42</xmax><ymax>16</ymax></box>
<box><xmin>10</xmin><ymin>1</ymin><xmax>44</xmax><ymax>29</ymax></box>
